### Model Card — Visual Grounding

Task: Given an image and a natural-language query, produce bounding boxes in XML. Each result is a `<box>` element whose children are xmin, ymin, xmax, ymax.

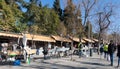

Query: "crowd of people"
<box><xmin>99</xmin><ymin>40</ymin><xmax>120</xmax><ymax>67</ymax></box>
<box><xmin>0</xmin><ymin>39</ymin><xmax>120</xmax><ymax>67</ymax></box>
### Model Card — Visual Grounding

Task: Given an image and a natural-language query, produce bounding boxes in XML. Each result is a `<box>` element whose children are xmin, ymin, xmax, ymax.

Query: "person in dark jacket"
<box><xmin>117</xmin><ymin>43</ymin><xmax>120</xmax><ymax>67</ymax></box>
<box><xmin>43</xmin><ymin>46</ymin><xmax>48</xmax><ymax>59</ymax></box>
<box><xmin>108</xmin><ymin>40</ymin><xmax>116</xmax><ymax>66</ymax></box>
<box><xmin>100</xmin><ymin>43</ymin><xmax>104</xmax><ymax>58</ymax></box>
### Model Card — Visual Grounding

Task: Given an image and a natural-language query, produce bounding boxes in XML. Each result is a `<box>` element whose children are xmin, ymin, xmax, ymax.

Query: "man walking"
<box><xmin>108</xmin><ymin>40</ymin><xmax>116</xmax><ymax>66</ymax></box>
<box><xmin>117</xmin><ymin>43</ymin><xmax>120</xmax><ymax>67</ymax></box>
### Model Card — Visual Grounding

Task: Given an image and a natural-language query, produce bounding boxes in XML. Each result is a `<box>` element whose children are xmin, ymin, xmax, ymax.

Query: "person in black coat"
<box><xmin>43</xmin><ymin>46</ymin><xmax>48</xmax><ymax>59</ymax></box>
<box><xmin>117</xmin><ymin>43</ymin><xmax>120</xmax><ymax>67</ymax></box>
<box><xmin>108</xmin><ymin>40</ymin><xmax>116</xmax><ymax>66</ymax></box>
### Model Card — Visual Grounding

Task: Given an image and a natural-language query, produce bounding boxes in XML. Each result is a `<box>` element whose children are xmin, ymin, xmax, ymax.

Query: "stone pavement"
<box><xmin>0</xmin><ymin>53</ymin><xmax>119</xmax><ymax>69</ymax></box>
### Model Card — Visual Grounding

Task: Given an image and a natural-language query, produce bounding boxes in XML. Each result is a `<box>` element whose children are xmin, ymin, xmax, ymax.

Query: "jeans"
<box><xmin>110</xmin><ymin>53</ymin><xmax>114</xmax><ymax>66</ymax></box>
<box><xmin>36</xmin><ymin>49</ymin><xmax>39</xmax><ymax>55</ymax></box>
<box><xmin>104</xmin><ymin>51</ymin><xmax>107</xmax><ymax>58</ymax></box>
<box><xmin>104</xmin><ymin>51</ymin><xmax>109</xmax><ymax>60</ymax></box>
<box><xmin>44</xmin><ymin>55</ymin><xmax>47</xmax><ymax>59</ymax></box>
<box><xmin>118</xmin><ymin>57</ymin><xmax>120</xmax><ymax>66</ymax></box>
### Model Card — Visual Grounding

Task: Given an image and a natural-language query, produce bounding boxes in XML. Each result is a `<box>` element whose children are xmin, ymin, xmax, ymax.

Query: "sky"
<box><xmin>24</xmin><ymin>0</ymin><xmax>120</xmax><ymax>33</ymax></box>
<box><xmin>40</xmin><ymin>0</ymin><xmax>64</xmax><ymax>8</ymax></box>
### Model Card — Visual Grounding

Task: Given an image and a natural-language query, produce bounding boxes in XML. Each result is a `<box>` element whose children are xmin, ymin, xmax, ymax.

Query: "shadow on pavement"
<box><xmin>72</xmin><ymin>58</ymin><xmax>110</xmax><ymax>67</ymax></box>
<box><xmin>80</xmin><ymin>61</ymin><xmax>107</xmax><ymax>66</ymax></box>
<box><xmin>0</xmin><ymin>61</ymin><xmax>14</xmax><ymax>65</ymax></box>
<box><xmin>20</xmin><ymin>61</ymin><xmax>89</xmax><ymax>69</ymax></box>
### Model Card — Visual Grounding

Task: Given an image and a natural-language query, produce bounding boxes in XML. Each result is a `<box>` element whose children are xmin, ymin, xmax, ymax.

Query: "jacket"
<box><xmin>117</xmin><ymin>45</ymin><xmax>120</xmax><ymax>57</ymax></box>
<box><xmin>108</xmin><ymin>43</ymin><xmax>116</xmax><ymax>55</ymax></box>
<box><xmin>103</xmin><ymin>44</ymin><xmax>108</xmax><ymax>52</ymax></box>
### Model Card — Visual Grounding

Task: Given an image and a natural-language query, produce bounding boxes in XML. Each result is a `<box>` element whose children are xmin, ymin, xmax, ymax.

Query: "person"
<box><xmin>0</xmin><ymin>44</ymin><xmax>3</xmax><ymax>51</ymax></box>
<box><xmin>78</xmin><ymin>42</ymin><xmax>82</xmax><ymax>58</ymax></box>
<box><xmin>103</xmin><ymin>43</ymin><xmax>109</xmax><ymax>60</ymax></box>
<box><xmin>90</xmin><ymin>47</ymin><xmax>93</xmax><ymax>57</ymax></box>
<box><xmin>43</xmin><ymin>46</ymin><xmax>48</xmax><ymax>59</ymax></box>
<box><xmin>0</xmin><ymin>43</ymin><xmax>3</xmax><ymax>60</ymax></box>
<box><xmin>108</xmin><ymin>40</ymin><xmax>116</xmax><ymax>66</ymax></box>
<box><xmin>100</xmin><ymin>43</ymin><xmax>104</xmax><ymax>58</ymax></box>
<box><xmin>117</xmin><ymin>43</ymin><xmax>120</xmax><ymax>67</ymax></box>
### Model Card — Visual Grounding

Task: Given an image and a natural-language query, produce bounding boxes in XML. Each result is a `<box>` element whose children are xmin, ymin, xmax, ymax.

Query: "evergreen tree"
<box><xmin>0</xmin><ymin>0</ymin><xmax>16</xmax><ymax>32</ymax></box>
<box><xmin>63</xmin><ymin>0</ymin><xmax>76</xmax><ymax>35</ymax></box>
<box><xmin>38</xmin><ymin>0</ymin><xmax>42</xmax><ymax>7</ymax></box>
<box><xmin>39</xmin><ymin>7</ymin><xmax>60</xmax><ymax>35</ymax></box>
<box><xmin>0</xmin><ymin>0</ymin><xmax>26</xmax><ymax>33</ymax></box>
<box><xmin>53</xmin><ymin>0</ymin><xmax>63</xmax><ymax>21</ymax></box>
<box><xmin>21</xmin><ymin>0</ymin><xmax>60</xmax><ymax>35</ymax></box>
<box><xmin>85</xmin><ymin>20</ymin><xmax>92</xmax><ymax>38</ymax></box>
<box><xmin>74</xmin><ymin>4</ymin><xmax>83</xmax><ymax>37</ymax></box>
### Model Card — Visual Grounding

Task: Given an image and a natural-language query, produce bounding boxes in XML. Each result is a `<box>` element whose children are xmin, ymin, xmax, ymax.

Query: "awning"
<box><xmin>81</xmin><ymin>39</ymin><xmax>86</xmax><ymax>43</ymax></box>
<box><xmin>0</xmin><ymin>32</ymin><xmax>55</xmax><ymax>42</ymax></box>
<box><xmin>25</xmin><ymin>34</ymin><xmax>56</xmax><ymax>42</ymax></box>
<box><xmin>71</xmin><ymin>37</ymin><xmax>85</xmax><ymax>43</ymax></box>
<box><xmin>0</xmin><ymin>32</ymin><xmax>21</xmax><ymax>38</ymax></box>
<box><xmin>92</xmin><ymin>38</ymin><xmax>98</xmax><ymax>42</ymax></box>
<box><xmin>83</xmin><ymin>38</ymin><xmax>94</xmax><ymax>43</ymax></box>
<box><xmin>71</xmin><ymin>37</ymin><xmax>79</xmax><ymax>42</ymax></box>
<box><xmin>51</xmin><ymin>35</ymin><xmax>72</xmax><ymax>42</ymax></box>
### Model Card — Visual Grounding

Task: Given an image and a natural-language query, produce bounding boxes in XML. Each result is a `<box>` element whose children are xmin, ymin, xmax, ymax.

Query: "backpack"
<box><xmin>100</xmin><ymin>47</ymin><xmax>103</xmax><ymax>53</ymax></box>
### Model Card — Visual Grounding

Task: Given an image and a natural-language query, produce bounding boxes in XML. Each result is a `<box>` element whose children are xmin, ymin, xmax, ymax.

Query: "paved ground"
<box><xmin>0</xmin><ymin>53</ymin><xmax>119</xmax><ymax>69</ymax></box>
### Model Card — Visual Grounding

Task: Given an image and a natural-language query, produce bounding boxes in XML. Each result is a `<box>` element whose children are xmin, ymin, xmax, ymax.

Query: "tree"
<box><xmin>96</xmin><ymin>5</ymin><xmax>114</xmax><ymax>43</ymax></box>
<box><xmin>21</xmin><ymin>0</ymin><xmax>60</xmax><ymax>35</ymax></box>
<box><xmin>0</xmin><ymin>0</ymin><xmax>25</xmax><ymax>33</ymax></box>
<box><xmin>14</xmin><ymin>20</ymin><xmax>28</xmax><ymax>33</ymax></box>
<box><xmin>94</xmin><ymin>4</ymin><xmax>114</xmax><ymax>54</ymax></box>
<box><xmin>56</xmin><ymin>22</ymin><xmax>67</xmax><ymax>36</ymax></box>
<box><xmin>74</xmin><ymin>4</ymin><xmax>83</xmax><ymax>37</ymax></box>
<box><xmin>108</xmin><ymin>32</ymin><xmax>120</xmax><ymax>44</ymax></box>
<box><xmin>93</xmin><ymin>33</ymin><xmax>99</xmax><ymax>39</ymax></box>
<box><xmin>78</xmin><ymin>0</ymin><xmax>97</xmax><ymax>40</ymax></box>
<box><xmin>85</xmin><ymin>20</ymin><xmax>93</xmax><ymax>38</ymax></box>
<box><xmin>63</xmin><ymin>0</ymin><xmax>76</xmax><ymax>35</ymax></box>
<box><xmin>81</xmin><ymin>0</ymin><xmax>97</xmax><ymax>26</ymax></box>
<box><xmin>53</xmin><ymin>0</ymin><xmax>63</xmax><ymax>21</ymax></box>
<box><xmin>8</xmin><ymin>0</ymin><xmax>24</xmax><ymax>33</ymax></box>
<box><xmin>0</xmin><ymin>0</ymin><xmax>16</xmax><ymax>32</ymax></box>
<box><xmin>21</xmin><ymin>0</ymin><xmax>42</xmax><ymax>33</ymax></box>
<box><xmin>39</xmin><ymin>7</ymin><xmax>60</xmax><ymax>35</ymax></box>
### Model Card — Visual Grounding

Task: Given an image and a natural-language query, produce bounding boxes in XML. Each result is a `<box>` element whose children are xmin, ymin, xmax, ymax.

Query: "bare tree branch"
<box><xmin>82</xmin><ymin>0</ymin><xmax>97</xmax><ymax>26</ymax></box>
<box><xmin>96</xmin><ymin>3</ymin><xmax>114</xmax><ymax>44</ymax></box>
